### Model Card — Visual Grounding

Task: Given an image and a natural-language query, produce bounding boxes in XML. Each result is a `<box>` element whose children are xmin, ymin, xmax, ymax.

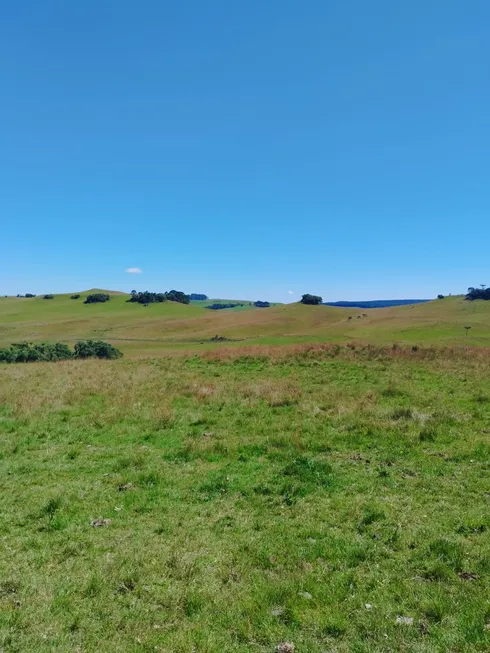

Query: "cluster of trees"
<box><xmin>301</xmin><ymin>294</ymin><xmax>323</xmax><ymax>305</ymax></box>
<box><xmin>466</xmin><ymin>286</ymin><xmax>490</xmax><ymax>301</ymax></box>
<box><xmin>84</xmin><ymin>293</ymin><xmax>110</xmax><ymax>304</ymax></box>
<box><xmin>189</xmin><ymin>293</ymin><xmax>208</xmax><ymax>301</ymax></box>
<box><xmin>0</xmin><ymin>340</ymin><xmax>122</xmax><ymax>363</ymax></box>
<box><xmin>206</xmin><ymin>303</ymin><xmax>243</xmax><ymax>310</ymax></box>
<box><xmin>71</xmin><ymin>294</ymin><xmax>80</xmax><ymax>300</ymax></box>
<box><xmin>128</xmin><ymin>290</ymin><xmax>190</xmax><ymax>305</ymax></box>
<box><xmin>254</xmin><ymin>301</ymin><xmax>270</xmax><ymax>308</ymax></box>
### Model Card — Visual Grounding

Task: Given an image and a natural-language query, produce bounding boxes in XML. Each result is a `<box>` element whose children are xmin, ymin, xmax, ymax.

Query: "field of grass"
<box><xmin>1</xmin><ymin>344</ymin><xmax>490</xmax><ymax>651</ymax></box>
<box><xmin>1</xmin><ymin>292</ymin><xmax>490</xmax><ymax>356</ymax></box>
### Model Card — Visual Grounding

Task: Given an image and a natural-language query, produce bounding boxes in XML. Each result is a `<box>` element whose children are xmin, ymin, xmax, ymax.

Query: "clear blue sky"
<box><xmin>1</xmin><ymin>1</ymin><xmax>489</xmax><ymax>301</ymax></box>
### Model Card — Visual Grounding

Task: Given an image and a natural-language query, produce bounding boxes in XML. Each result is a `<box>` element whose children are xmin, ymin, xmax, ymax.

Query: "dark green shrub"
<box><xmin>43</xmin><ymin>294</ymin><xmax>54</xmax><ymax>300</ymax></box>
<box><xmin>70</xmin><ymin>294</ymin><xmax>80</xmax><ymax>300</ymax></box>
<box><xmin>25</xmin><ymin>293</ymin><xmax>36</xmax><ymax>298</ymax></box>
<box><xmin>73</xmin><ymin>340</ymin><xmax>122</xmax><ymax>359</ymax></box>
<box><xmin>0</xmin><ymin>340</ymin><xmax>121</xmax><ymax>363</ymax></box>
<box><xmin>84</xmin><ymin>293</ymin><xmax>110</xmax><ymax>304</ymax></box>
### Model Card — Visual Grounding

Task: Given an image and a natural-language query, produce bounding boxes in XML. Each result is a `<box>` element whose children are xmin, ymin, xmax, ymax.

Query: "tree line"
<box><xmin>0</xmin><ymin>340</ymin><xmax>122</xmax><ymax>363</ymax></box>
<box><xmin>128</xmin><ymin>290</ymin><xmax>190</xmax><ymax>305</ymax></box>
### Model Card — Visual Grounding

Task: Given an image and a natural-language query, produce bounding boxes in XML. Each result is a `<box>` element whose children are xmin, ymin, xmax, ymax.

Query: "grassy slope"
<box><xmin>1</xmin><ymin>293</ymin><xmax>490</xmax><ymax>356</ymax></box>
<box><xmin>1</xmin><ymin>348</ymin><xmax>490</xmax><ymax>651</ymax></box>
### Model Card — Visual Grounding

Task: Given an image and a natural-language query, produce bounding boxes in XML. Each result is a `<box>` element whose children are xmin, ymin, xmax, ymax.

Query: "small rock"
<box><xmin>271</xmin><ymin>606</ymin><xmax>284</xmax><ymax>616</ymax></box>
<box><xmin>276</xmin><ymin>643</ymin><xmax>295</xmax><ymax>653</ymax></box>
<box><xmin>419</xmin><ymin>619</ymin><xmax>429</xmax><ymax>635</ymax></box>
<box><xmin>117</xmin><ymin>483</ymin><xmax>133</xmax><ymax>491</ymax></box>
<box><xmin>365</xmin><ymin>603</ymin><xmax>372</xmax><ymax>610</ymax></box>
<box><xmin>91</xmin><ymin>518</ymin><xmax>111</xmax><ymax>528</ymax></box>
<box><xmin>396</xmin><ymin>616</ymin><xmax>414</xmax><ymax>625</ymax></box>
<box><xmin>458</xmin><ymin>571</ymin><xmax>478</xmax><ymax>581</ymax></box>
<box><xmin>298</xmin><ymin>591</ymin><xmax>312</xmax><ymax>600</ymax></box>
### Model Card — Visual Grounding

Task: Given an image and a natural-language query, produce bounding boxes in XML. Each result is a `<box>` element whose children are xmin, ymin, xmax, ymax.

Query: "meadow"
<box><xmin>1</xmin><ymin>344</ymin><xmax>490</xmax><ymax>652</ymax></box>
<box><xmin>1</xmin><ymin>291</ymin><xmax>490</xmax><ymax>357</ymax></box>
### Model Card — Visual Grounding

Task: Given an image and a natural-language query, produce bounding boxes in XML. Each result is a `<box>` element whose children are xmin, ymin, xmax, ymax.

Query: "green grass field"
<box><xmin>2</xmin><ymin>293</ymin><xmax>490</xmax><ymax>650</ymax></box>
<box><xmin>1</xmin><ymin>292</ymin><xmax>490</xmax><ymax>357</ymax></box>
<box><xmin>1</xmin><ymin>345</ymin><xmax>490</xmax><ymax>651</ymax></box>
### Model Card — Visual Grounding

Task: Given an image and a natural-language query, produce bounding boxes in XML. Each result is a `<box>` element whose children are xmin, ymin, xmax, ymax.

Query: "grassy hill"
<box><xmin>1</xmin><ymin>292</ymin><xmax>489</xmax><ymax>356</ymax></box>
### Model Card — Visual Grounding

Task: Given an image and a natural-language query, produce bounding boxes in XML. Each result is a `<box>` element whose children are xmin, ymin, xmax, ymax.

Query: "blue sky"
<box><xmin>1</xmin><ymin>0</ymin><xmax>489</xmax><ymax>301</ymax></box>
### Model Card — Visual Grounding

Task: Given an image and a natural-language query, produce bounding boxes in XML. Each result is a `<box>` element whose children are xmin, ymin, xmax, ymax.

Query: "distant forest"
<box><xmin>189</xmin><ymin>294</ymin><xmax>208</xmax><ymax>301</ymax></box>
<box><xmin>324</xmin><ymin>299</ymin><xmax>430</xmax><ymax>309</ymax></box>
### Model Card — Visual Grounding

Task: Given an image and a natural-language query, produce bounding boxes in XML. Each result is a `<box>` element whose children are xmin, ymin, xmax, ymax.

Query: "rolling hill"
<box><xmin>1</xmin><ymin>291</ymin><xmax>489</xmax><ymax>356</ymax></box>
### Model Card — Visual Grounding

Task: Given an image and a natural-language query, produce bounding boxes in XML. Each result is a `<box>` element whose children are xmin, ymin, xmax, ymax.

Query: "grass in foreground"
<box><xmin>1</xmin><ymin>345</ymin><xmax>490</xmax><ymax>651</ymax></box>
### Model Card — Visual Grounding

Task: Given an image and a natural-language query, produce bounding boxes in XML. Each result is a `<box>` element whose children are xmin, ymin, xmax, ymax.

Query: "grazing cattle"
<box><xmin>357</xmin><ymin>315</ymin><xmax>361</xmax><ymax>319</ymax></box>
<box><xmin>362</xmin><ymin>313</ymin><xmax>367</xmax><ymax>317</ymax></box>
<box><xmin>348</xmin><ymin>316</ymin><xmax>352</xmax><ymax>321</ymax></box>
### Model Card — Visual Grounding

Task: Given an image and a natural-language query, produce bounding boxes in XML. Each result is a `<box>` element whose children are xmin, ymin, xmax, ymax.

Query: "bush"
<box><xmin>301</xmin><ymin>294</ymin><xmax>323</xmax><ymax>305</ymax></box>
<box><xmin>437</xmin><ymin>294</ymin><xmax>444</xmax><ymax>299</ymax></box>
<box><xmin>43</xmin><ymin>294</ymin><xmax>54</xmax><ymax>300</ymax></box>
<box><xmin>25</xmin><ymin>293</ymin><xmax>36</xmax><ymax>298</ymax></box>
<box><xmin>0</xmin><ymin>340</ymin><xmax>122</xmax><ymax>363</ymax></box>
<box><xmin>0</xmin><ymin>342</ymin><xmax>72</xmax><ymax>363</ymax></box>
<box><xmin>206</xmin><ymin>303</ymin><xmax>243</xmax><ymax>310</ymax></box>
<box><xmin>254</xmin><ymin>301</ymin><xmax>270</xmax><ymax>308</ymax></box>
<box><xmin>71</xmin><ymin>294</ymin><xmax>80</xmax><ymax>300</ymax></box>
<box><xmin>190</xmin><ymin>293</ymin><xmax>208</xmax><ymax>301</ymax></box>
<box><xmin>84</xmin><ymin>293</ymin><xmax>110</xmax><ymax>304</ymax></box>
<box><xmin>73</xmin><ymin>340</ymin><xmax>122</xmax><ymax>359</ymax></box>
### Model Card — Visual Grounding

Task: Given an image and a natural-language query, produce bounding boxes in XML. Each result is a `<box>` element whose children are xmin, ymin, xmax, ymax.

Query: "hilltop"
<box><xmin>1</xmin><ymin>291</ymin><xmax>490</xmax><ymax>356</ymax></box>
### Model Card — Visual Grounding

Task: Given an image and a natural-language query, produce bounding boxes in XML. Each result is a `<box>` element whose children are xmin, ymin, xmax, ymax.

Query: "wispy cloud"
<box><xmin>288</xmin><ymin>290</ymin><xmax>295</xmax><ymax>294</ymax></box>
<box><xmin>126</xmin><ymin>267</ymin><xmax>142</xmax><ymax>274</ymax></box>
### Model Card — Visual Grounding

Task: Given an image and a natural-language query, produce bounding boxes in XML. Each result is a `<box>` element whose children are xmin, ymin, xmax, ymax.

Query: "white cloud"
<box><xmin>126</xmin><ymin>267</ymin><xmax>142</xmax><ymax>274</ymax></box>
<box><xmin>288</xmin><ymin>290</ymin><xmax>295</xmax><ymax>294</ymax></box>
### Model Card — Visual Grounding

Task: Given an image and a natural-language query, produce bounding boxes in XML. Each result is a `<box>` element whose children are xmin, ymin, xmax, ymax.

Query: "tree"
<box><xmin>84</xmin><ymin>293</ymin><xmax>110</xmax><ymax>304</ymax></box>
<box><xmin>464</xmin><ymin>326</ymin><xmax>472</xmax><ymax>337</ymax></box>
<box><xmin>254</xmin><ymin>301</ymin><xmax>270</xmax><ymax>308</ymax></box>
<box><xmin>189</xmin><ymin>293</ymin><xmax>208</xmax><ymax>301</ymax></box>
<box><xmin>127</xmin><ymin>290</ymin><xmax>190</xmax><ymax>305</ymax></box>
<box><xmin>43</xmin><ymin>294</ymin><xmax>54</xmax><ymax>299</ymax></box>
<box><xmin>25</xmin><ymin>293</ymin><xmax>36</xmax><ymax>298</ymax></box>
<box><xmin>437</xmin><ymin>294</ymin><xmax>444</xmax><ymax>299</ymax></box>
<box><xmin>70</xmin><ymin>294</ymin><xmax>80</xmax><ymax>299</ymax></box>
<box><xmin>466</xmin><ymin>286</ymin><xmax>490</xmax><ymax>301</ymax></box>
<box><xmin>301</xmin><ymin>294</ymin><xmax>323</xmax><ymax>305</ymax></box>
